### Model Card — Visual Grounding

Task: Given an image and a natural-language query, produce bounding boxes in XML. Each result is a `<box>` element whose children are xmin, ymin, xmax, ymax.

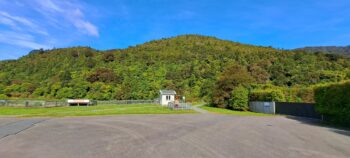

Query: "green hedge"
<box><xmin>249</xmin><ymin>89</ymin><xmax>286</xmax><ymax>102</ymax></box>
<box><xmin>249</xmin><ymin>84</ymin><xmax>315</xmax><ymax>103</ymax></box>
<box><xmin>283</xmin><ymin>87</ymin><xmax>314</xmax><ymax>103</ymax></box>
<box><xmin>314</xmin><ymin>81</ymin><xmax>350</xmax><ymax>126</ymax></box>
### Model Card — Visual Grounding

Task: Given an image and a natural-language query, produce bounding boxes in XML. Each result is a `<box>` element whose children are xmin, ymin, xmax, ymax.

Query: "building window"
<box><xmin>166</xmin><ymin>95</ymin><xmax>171</xmax><ymax>101</ymax></box>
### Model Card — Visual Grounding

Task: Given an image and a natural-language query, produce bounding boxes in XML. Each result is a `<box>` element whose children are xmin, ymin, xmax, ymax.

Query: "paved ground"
<box><xmin>0</xmin><ymin>114</ymin><xmax>349</xmax><ymax>158</ymax></box>
<box><xmin>192</xmin><ymin>104</ymin><xmax>209</xmax><ymax>114</ymax></box>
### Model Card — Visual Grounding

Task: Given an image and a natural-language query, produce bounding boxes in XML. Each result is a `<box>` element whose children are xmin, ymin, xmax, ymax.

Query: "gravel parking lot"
<box><xmin>0</xmin><ymin>114</ymin><xmax>349</xmax><ymax>158</ymax></box>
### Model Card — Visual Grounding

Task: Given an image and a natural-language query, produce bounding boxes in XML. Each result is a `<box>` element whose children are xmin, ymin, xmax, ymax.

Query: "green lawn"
<box><xmin>200</xmin><ymin>106</ymin><xmax>273</xmax><ymax>116</ymax></box>
<box><xmin>0</xmin><ymin>104</ymin><xmax>195</xmax><ymax>117</ymax></box>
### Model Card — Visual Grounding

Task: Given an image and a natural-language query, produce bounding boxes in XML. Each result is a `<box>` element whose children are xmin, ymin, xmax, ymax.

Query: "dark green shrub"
<box><xmin>56</xmin><ymin>87</ymin><xmax>75</xmax><ymax>99</ymax></box>
<box><xmin>229</xmin><ymin>86</ymin><xmax>249</xmax><ymax>111</ymax></box>
<box><xmin>314</xmin><ymin>81</ymin><xmax>350</xmax><ymax>126</ymax></box>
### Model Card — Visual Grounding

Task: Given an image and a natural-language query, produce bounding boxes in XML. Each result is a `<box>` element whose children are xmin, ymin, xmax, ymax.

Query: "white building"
<box><xmin>159</xmin><ymin>90</ymin><xmax>176</xmax><ymax>106</ymax></box>
<box><xmin>67</xmin><ymin>99</ymin><xmax>91</xmax><ymax>106</ymax></box>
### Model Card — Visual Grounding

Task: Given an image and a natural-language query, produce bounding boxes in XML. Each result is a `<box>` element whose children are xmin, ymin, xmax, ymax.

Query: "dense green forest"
<box><xmin>0</xmin><ymin>35</ymin><xmax>349</xmax><ymax>106</ymax></box>
<box><xmin>297</xmin><ymin>46</ymin><xmax>350</xmax><ymax>57</ymax></box>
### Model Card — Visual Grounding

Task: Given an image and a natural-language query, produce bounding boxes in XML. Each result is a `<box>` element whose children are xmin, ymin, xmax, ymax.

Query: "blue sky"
<box><xmin>0</xmin><ymin>0</ymin><xmax>350</xmax><ymax>60</ymax></box>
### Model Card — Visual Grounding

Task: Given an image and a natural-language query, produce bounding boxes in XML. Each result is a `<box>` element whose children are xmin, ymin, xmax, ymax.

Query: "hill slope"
<box><xmin>0</xmin><ymin>35</ymin><xmax>349</xmax><ymax>100</ymax></box>
<box><xmin>296</xmin><ymin>46</ymin><xmax>350</xmax><ymax>56</ymax></box>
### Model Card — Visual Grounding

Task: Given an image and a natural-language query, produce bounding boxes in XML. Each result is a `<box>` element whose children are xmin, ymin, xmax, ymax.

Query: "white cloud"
<box><xmin>0</xmin><ymin>16</ymin><xmax>16</xmax><ymax>27</ymax></box>
<box><xmin>0</xmin><ymin>31</ymin><xmax>50</xmax><ymax>49</ymax></box>
<box><xmin>73</xmin><ymin>19</ymin><xmax>99</xmax><ymax>37</ymax></box>
<box><xmin>0</xmin><ymin>0</ymin><xmax>100</xmax><ymax>59</ymax></box>
<box><xmin>0</xmin><ymin>11</ymin><xmax>48</xmax><ymax>35</ymax></box>
<box><xmin>36</xmin><ymin>0</ymin><xmax>63</xmax><ymax>12</ymax></box>
<box><xmin>0</xmin><ymin>11</ymin><xmax>36</xmax><ymax>28</ymax></box>
<box><xmin>34</xmin><ymin>0</ymin><xmax>99</xmax><ymax>37</ymax></box>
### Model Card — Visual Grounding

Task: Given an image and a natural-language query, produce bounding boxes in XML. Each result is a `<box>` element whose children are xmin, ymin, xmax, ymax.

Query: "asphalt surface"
<box><xmin>0</xmin><ymin>114</ymin><xmax>349</xmax><ymax>158</ymax></box>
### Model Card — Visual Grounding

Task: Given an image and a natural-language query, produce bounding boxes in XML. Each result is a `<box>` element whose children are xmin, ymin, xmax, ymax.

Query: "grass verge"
<box><xmin>200</xmin><ymin>105</ymin><xmax>273</xmax><ymax>116</ymax></box>
<box><xmin>0</xmin><ymin>104</ymin><xmax>195</xmax><ymax>117</ymax></box>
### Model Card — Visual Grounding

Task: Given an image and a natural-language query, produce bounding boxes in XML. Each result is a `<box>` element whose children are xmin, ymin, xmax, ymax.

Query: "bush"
<box><xmin>229</xmin><ymin>86</ymin><xmax>249</xmax><ymax>111</ymax></box>
<box><xmin>86</xmin><ymin>82</ymin><xmax>114</xmax><ymax>100</ymax></box>
<box><xmin>314</xmin><ymin>81</ymin><xmax>350</xmax><ymax>126</ymax></box>
<box><xmin>249</xmin><ymin>89</ymin><xmax>286</xmax><ymax>102</ymax></box>
<box><xmin>0</xmin><ymin>94</ymin><xmax>8</xmax><ymax>99</ymax></box>
<box><xmin>0</xmin><ymin>84</ymin><xmax>5</xmax><ymax>94</ymax></box>
<box><xmin>102</xmin><ymin>52</ymin><xmax>115</xmax><ymax>62</ymax></box>
<box><xmin>319</xmin><ymin>71</ymin><xmax>346</xmax><ymax>83</ymax></box>
<box><xmin>32</xmin><ymin>87</ymin><xmax>48</xmax><ymax>97</ymax></box>
<box><xmin>56</xmin><ymin>87</ymin><xmax>75</xmax><ymax>99</ymax></box>
<box><xmin>284</xmin><ymin>87</ymin><xmax>314</xmax><ymax>103</ymax></box>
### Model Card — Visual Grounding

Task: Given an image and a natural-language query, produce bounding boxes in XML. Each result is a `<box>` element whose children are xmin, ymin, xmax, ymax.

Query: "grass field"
<box><xmin>200</xmin><ymin>105</ymin><xmax>273</xmax><ymax>116</ymax></box>
<box><xmin>0</xmin><ymin>104</ymin><xmax>195</xmax><ymax>117</ymax></box>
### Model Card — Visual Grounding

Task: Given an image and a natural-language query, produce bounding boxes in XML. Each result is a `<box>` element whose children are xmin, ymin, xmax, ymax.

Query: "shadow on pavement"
<box><xmin>284</xmin><ymin>115</ymin><xmax>350</xmax><ymax>137</ymax></box>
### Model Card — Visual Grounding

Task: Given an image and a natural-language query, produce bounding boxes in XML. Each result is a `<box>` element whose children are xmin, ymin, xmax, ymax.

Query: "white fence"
<box><xmin>167</xmin><ymin>102</ymin><xmax>192</xmax><ymax>110</ymax></box>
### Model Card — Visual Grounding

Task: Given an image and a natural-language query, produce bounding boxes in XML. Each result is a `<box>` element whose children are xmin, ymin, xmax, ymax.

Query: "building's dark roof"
<box><xmin>159</xmin><ymin>90</ymin><xmax>176</xmax><ymax>95</ymax></box>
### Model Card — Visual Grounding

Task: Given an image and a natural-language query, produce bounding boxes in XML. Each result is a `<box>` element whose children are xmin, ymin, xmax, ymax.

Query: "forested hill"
<box><xmin>296</xmin><ymin>46</ymin><xmax>350</xmax><ymax>57</ymax></box>
<box><xmin>0</xmin><ymin>35</ymin><xmax>349</xmax><ymax>101</ymax></box>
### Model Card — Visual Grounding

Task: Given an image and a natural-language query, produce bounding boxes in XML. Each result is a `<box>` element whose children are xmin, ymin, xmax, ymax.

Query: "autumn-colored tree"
<box><xmin>248</xmin><ymin>64</ymin><xmax>270</xmax><ymax>84</ymax></box>
<box><xmin>103</xmin><ymin>52</ymin><xmax>115</xmax><ymax>62</ymax></box>
<box><xmin>212</xmin><ymin>64</ymin><xmax>254</xmax><ymax>108</ymax></box>
<box><xmin>87</xmin><ymin>68</ymin><xmax>119</xmax><ymax>83</ymax></box>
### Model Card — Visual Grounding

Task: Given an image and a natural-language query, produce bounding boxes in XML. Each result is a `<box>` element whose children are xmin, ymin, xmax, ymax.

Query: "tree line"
<box><xmin>0</xmin><ymin>35</ymin><xmax>349</xmax><ymax>105</ymax></box>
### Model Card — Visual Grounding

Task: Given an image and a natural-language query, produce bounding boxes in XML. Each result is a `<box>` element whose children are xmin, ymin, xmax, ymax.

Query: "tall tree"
<box><xmin>212</xmin><ymin>64</ymin><xmax>254</xmax><ymax>108</ymax></box>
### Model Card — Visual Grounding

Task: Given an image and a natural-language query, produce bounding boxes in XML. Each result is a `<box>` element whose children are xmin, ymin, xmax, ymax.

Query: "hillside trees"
<box><xmin>87</xmin><ymin>82</ymin><xmax>114</xmax><ymax>100</ymax></box>
<box><xmin>211</xmin><ymin>64</ymin><xmax>254</xmax><ymax>108</ymax></box>
<box><xmin>87</xmin><ymin>68</ymin><xmax>120</xmax><ymax>83</ymax></box>
<box><xmin>59</xmin><ymin>71</ymin><xmax>72</xmax><ymax>86</ymax></box>
<box><xmin>248</xmin><ymin>64</ymin><xmax>270</xmax><ymax>84</ymax></box>
<box><xmin>0</xmin><ymin>35</ymin><xmax>348</xmax><ymax>101</ymax></box>
<box><xmin>103</xmin><ymin>52</ymin><xmax>115</xmax><ymax>62</ymax></box>
<box><xmin>56</xmin><ymin>87</ymin><xmax>75</xmax><ymax>99</ymax></box>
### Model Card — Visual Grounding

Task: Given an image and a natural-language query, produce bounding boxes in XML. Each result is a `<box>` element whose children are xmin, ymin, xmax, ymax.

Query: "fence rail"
<box><xmin>0</xmin><ymin>100</ymin><xmax>67</xmax><ymax>107</ymax></box>
<box><xmin>0</xmin><ymin>99</ymin><xmax>160</xmax><ymax>107</ymax></box>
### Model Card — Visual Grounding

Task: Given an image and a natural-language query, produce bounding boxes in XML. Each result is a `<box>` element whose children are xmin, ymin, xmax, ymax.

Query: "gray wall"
<box><xmin>275</xmin><ymin>102</ymin><xmax>320</xmax><ymax>119</ymax></box>
<box><xmin>249</xmin><ymin>101</ymin><xmax>275</xmax><ymax>114</ymax></box>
